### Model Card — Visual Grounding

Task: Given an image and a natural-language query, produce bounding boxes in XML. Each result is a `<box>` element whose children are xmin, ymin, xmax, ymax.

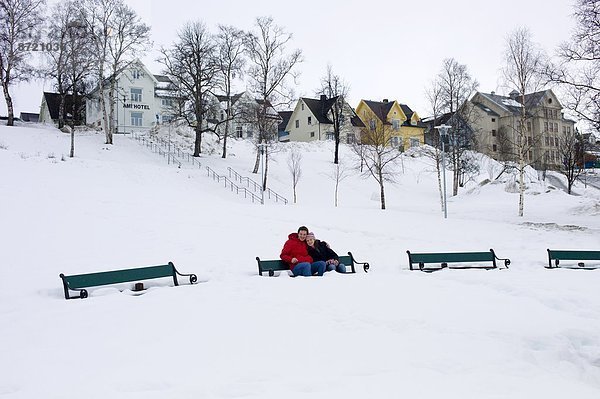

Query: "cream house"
<box><xmin>285</xmin><ymin>95</ymin><xmax>363</xmax><ymax>143</ymax></box>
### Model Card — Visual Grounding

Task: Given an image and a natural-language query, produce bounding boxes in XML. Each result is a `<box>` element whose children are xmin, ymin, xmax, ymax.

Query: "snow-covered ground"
<box><xmin>1</xmin><ymin>123</ymin><xmax>599</xmax><ymax>398</ymax></box>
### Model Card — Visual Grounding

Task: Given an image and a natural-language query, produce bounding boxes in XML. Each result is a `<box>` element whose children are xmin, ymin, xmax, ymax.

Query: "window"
<box><xmin>544</xmin><ymin>121</ymin><xmax>548</xmax><ymax>131</ymax></box>
<box><xmin>528</xmin><ymin>150</ymin><xmax>533</xmax><ymax>160</ymax></box>
<box><xmin>567</xmin><ymin>126</ymin><xmax>571</xmax><ymax>134</ymax></box>
<box><xmin>555</xmin><ymin>137</ymin><xmax>559</xmax><ymax>147</ymax></box>
<box><xmin>527</xmin><ymin>122</ymin><xmax>531</xmax><ymax>132</ymax></box>
<box><xmin>391</xmin><ymin>137</ymin><xmax>400</xmax><ymax>148</ymax></box>
<box><xmin>236</xmin><ymin>126</ymin><xmax>242</xmax><ymax>138</ymax></box>
<box><xmin>221</xmin><ymin>111</ymin><xmax>225</xmax><ymax>120</ymax></box>
<box><xmin>527</xmin><ymin>136</ymin><xmax>532</xmax><ymax>145</ymax></box>
<box><xmin>554</xmin><ymin>122</ymin><xmax>558</xmax><ymax>132</ymax></box>
<box><xmin>162</xmin><ymin>114</ymin><xmax>173</xmax><ymax>123</ymax></box>
<box><xmin>346</xmin><ymin>134</ymin><xmax>355</xmax><ymax>144</ymax></box>
<box><xmin>326</xmin><ymin>132</ymin><xmax>334</xmax><ymax>140</ymax></box>
<box><xmin>131</xmin><ymin>112</ymin><xmax>142</xmax><ymax>126</ymax></box>
<box><xmin>562</xmin><ymin>126</ymin><xmax>566</xmax><ymax>134</ymax></box>
<box><xmin>410</xmin><ymin>137</ymin><xmax>420</xmax><ymax>148</ymax></box>
<box><xmin>491</xmin><ymin>118</ymin><xmax>496</xmax><ymax>122</ymax></box>
<box><xmin>545</xmin><ymin>136</ymin><xmax>549</xmax><ymax>146</ymax></box>
<box><xmin>295</xmin><ymin>120</ymin><xmax>299</xmax><ymax>128</ymax></box>
<box><xmin>493</xmin><ymin>144</ymin><xmax>497</xmax><ymax>152</ymax></box>
<box><xmin>132</xmin><ymin>69</ymin><xmax>142</xmax><ymax>79</ymax></box>
<box><xmin>369</xmin><ymin>119</ymin><xmax>376</xmax><ymax>131</ymax></box>
<box><xmin>131</xmin><ymin>88</ymin><xmax>142</xmax><ymax>102</ymax></box>
<box><xmin>308</xmin><ymin>116</ymin><xmax>312</xmax><ymax>125</ymax></box>
<box><xmin>247</xmin><ymin>130</ymin><xmax>253</xmax><ymax>138</ymax></box>
<box><xmin>161</xmin><ymin>98</ymin><xmax>172</xmax><ymax>107</ymax></box>
<box><xmin>392</xmin><ymin>119</ymin><xmax>400</xmax><ymax>130</ymax></box>
<box><xmin>492</xmin><ymin>129</ymin><xmax>496</xmax><ymax>137</ymax></box>
<box><xmin>310</xmin><ymin>132</ymin><xmax>315</xmax><ymax>138</ymax></box>
<box><xmin>301</xmin><ymin>103</ymin><xmax>304</xmax><ymax>111</ymax></box>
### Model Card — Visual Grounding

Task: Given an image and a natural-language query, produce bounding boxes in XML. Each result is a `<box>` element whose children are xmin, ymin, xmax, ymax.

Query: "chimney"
<box><xmin>382</xmin><ymin>99</ymin><xmax>388</xmax><ymax>103</ymax></box>
<box><xmin>320</xmin><ymin>94</ymin><xmax>327</xmax><ymax>101</ymax></box>
<box><xmin>509</xmin><ymin>89</ymin><xmax>520</xmax><ymax>100</ymax></box>
<box><xmin>490</xmin><ymin>91</ymin><xmax>495</xmax><ymax>96</ymax></box>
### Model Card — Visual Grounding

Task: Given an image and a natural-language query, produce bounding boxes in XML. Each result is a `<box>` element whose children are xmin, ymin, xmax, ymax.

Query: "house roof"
<box><xmin>477</xmin><ymin>90</ymin><xmax>558</xmax><ymax>116</ymax></box>
<box><xmin>278</xmin><ymin>111</ymin><xmax>293</xmax><ymax>131</ymax></box>
<box><xmin>362</xmin><ymin>100</ymin><xmax>395</xmax><ymax>123</ymax></box>
<box><xmin>42</xmin><ymin>92</ymin><xmax>85</xmax><ymax>120</ymax></box>
<box><xmin>473</xmin><ymin>102</ymin><xmax>500</xmax><ymax>116</ymax></box>
<box><xmin>302</xmin><ymin>96</ymin><xmax>339</xmax><ymax>124</ymax></box>
<box><xmin>216</xmin><ymin>92</ymin><xmax>244</xmax><ymax>106</ymax></box>
<box><xmin>351</xmin><ymin>115</ymin><xmax>365</xmax><ymax>127</ymax></box>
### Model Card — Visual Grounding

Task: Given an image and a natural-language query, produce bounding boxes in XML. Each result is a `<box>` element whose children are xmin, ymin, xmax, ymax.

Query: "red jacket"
<box><xmin>280</xmin><ymin>233</ymin><xmax>313</xmax><ymax>270</ymax></box>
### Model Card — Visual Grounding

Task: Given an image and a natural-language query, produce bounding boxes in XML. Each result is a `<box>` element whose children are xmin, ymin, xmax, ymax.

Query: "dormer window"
<box><xmin>132</xmin><ymin>69</ymin><xmax>143</xmax><ymax>79</ymax></box>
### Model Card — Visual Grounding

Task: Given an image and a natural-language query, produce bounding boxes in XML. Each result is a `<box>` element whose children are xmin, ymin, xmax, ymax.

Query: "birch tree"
<box><xmin>215</xmin><ymin>24</ymin><xmax>245</xmax><ymax>159</ymax></box>
<box><xmin>352</xmin><ymin>107</ymin><xmax>401</xmax><ymax>210</ymax></box>
<box><xmin>329</xmin><ymin>158</ymin><xmax>350</xmax><ymax>207</ymax></box>
<box><xmin>503</xmin><ymin>27</ymin><xmax>546</xmax><ymax>217</ymax></box>
<box><xmin>84</xmin><ymin>0</ymin><xmax>150</xmax><ymax>144</ymax></box>
<box><xmin>318</xmin><ymin>65</ymin><xmax>350</xmax><ymax>164</ymax></box>
<box><xmin>0</xmin><ymin>0</ymin><xmax>45</xmax><ymax>126</ymax></box>
<box><xmin>245</xmin><ymin>16</ymin><xmax>302</xmax><ymax>190</ymax></box>
<box><xmin>287</xmin><ymin>148</ymin><xmax>302</xmax><ymax>204</ymax></box>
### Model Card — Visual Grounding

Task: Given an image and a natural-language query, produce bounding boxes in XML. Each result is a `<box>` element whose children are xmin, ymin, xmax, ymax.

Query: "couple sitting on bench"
<box><xmin>280</xmin><ymin>226</ymin><xmax>346</xmax><ymax>277</ymax></box>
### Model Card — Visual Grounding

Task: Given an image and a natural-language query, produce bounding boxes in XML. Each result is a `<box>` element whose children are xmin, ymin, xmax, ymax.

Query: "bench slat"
<box><xmin>63</xmin><ymin>264</ymin><xmax>175</xmax><ymax>289</ymax></box>
<box><xmin>548</xmin><ymin>250</ymin><xmax>600</xmax><ymax>261</ymax></box>
<box><xmin>409</xmin><ymin>251</ymin><xmax>494</xmax><ymax>264</ymax></box>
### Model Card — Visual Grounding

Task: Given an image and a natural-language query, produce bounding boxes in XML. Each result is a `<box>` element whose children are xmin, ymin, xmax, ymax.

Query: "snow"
<box><xmin>1</xmin><ymin>123</ymin><xmax>600</xmax><ymax>398</ymax></box>
<box><xmin>501</xmin><ymin>98</ymin><xmax>524</xmax><ymax>108</ymax></box>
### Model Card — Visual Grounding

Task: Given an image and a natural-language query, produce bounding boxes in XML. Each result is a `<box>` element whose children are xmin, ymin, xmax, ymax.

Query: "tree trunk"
<box><xmin>518</xmin><ymin>158</ymin><xmax>525</xmax><ymax>217</ymax></box>
<box><xmin>193</xmin><ymin>125</ymin><xmax>202</xmax><ymax>156</ymax></box>
<box><xmin>58</xmin><ymin>94</ymin><xmax>66</xmax><ymax>129</ymax></box>
<box><xmin>379</xmin><ymin>170</ymin><xmax>386</xmax><ymax>210</ymax></box>
<box><xmin>2</xmin><ymin>82</ymin><xmax>15</xmax><ymax>126</ymax></box>
<box><xmin>334</xmin><ymin>135</ymin><xmax>340</xmax><ymax>164</ymax></box>
<box><xmin>262</xmin><ymin>149</ymin><xmax>269</xmax><ymax>191</ymax></box>
<box><xmin>252</xmin><ymin>147</ymin><xmax>260</xmax><ymax>174</ymax></box>
<box><xmin>106</xmin><ymin>80</ymin><xmax>115</xmax><ymax>144</ymax></box>
<box><xmin>436</xmin><ymin>150</ymin><xmax>444</xmax><ymax>212</ymax></box>
<box><xmin>335</xmin><ymin>180</ymin><xmax>339</xmax><ymax>207</ymax></box>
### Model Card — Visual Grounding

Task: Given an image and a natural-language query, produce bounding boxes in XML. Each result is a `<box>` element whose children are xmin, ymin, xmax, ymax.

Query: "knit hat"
<box><xmin>306</xmin><ymin>232</ymin><xmax>315</xmax><ymax>240</ymax></box>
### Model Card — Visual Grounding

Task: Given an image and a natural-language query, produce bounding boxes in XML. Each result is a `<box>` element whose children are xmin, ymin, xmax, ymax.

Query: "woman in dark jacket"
<box><xmin>305</xmin><ymin>232</ymin><xmax>346</xmax><ymax>273</ymax></box>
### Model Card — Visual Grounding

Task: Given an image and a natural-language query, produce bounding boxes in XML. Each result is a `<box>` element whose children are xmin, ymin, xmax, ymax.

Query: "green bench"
<box><xmin>256</xmin><ymin>252</ymin><xmax>370</xmax><ymax>276</ymax></box>
<box><xmin>59</xmin><ymin>262</ymin><xmax>197</xmax><ymax>299</ymax></box>
<box><xmin>546</xmin><ymin>249</ymin><xmax>600</xmax><ymax>269</ymax></box>
<box><xmin>407</xmin><ymin>249</ymin><xmax>510</xmax><ymax>272</ymax></box>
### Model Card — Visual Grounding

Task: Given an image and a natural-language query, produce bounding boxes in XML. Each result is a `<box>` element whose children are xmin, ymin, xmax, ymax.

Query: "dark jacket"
<box><xmin>307</xmin><ymin>240</ymin><xmax>339</xmax><ymax>263</ymax></box>
<box><xmin>280</xmin><ymin>233</ymin><xmax>313</xmax><ymax>270</ymax></box>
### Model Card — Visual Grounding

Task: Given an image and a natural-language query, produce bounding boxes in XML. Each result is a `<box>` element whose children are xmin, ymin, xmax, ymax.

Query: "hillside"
<box><xmin>1</xmin><ymin>124</ymin><xmax>599</xmax><ymax>398</ymax></box>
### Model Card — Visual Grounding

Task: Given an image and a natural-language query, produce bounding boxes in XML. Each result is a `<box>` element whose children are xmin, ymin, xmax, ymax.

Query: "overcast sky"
<box><xmin>2</xmin><ymin>0</ymin><xmax>577</xmax><ymax>119</ymax></box>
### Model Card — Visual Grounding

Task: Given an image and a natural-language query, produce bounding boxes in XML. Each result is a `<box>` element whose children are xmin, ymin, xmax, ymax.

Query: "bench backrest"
<box><xmin>408</xmin><ymin>251</ymin><xmax>494</xmax><ymax>265</ymax></box>
<box><xmin>62</xmin><ymin>264</ymin><xmax>175</xmax><ymax>289</ymax></box>
<box><xmin>548</xmin><ymin>250</ymin><xmax>600</xmax><ymax>261</ymax></box>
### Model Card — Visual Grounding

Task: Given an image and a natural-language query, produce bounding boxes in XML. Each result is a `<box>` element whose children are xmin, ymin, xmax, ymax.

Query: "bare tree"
<box><xmin>245</xmin><ymin>16</ymin><xmax>302</xmax><ymax>190</ymax></box>
<box><xmin>329</xmin><ymin>158</ymin><xmax>350</xmax><ymax>207</ymax></box>
<box><xmin>44</xmin><ymin>1</ymin><xmax>93</xmax><ymax>156</ymax></box>
<box><xmin>215</xmin><ymin>24</ymin><xmax>245</xmax><ymax>159</ymax></box>
<box><xmin>159</xmin><ymin>21</ymin><xmax>219</xmax><ymax>156</ymax></box>
<box><xmin>436</xmin><ymin>58</ymin><xmax>479</xmax><ymax>196</ymax></box>
<box><xmin>287</xmin><ymin>148</ymin><xmax>302</xmax><ymax>203</ymax></box>
<box><xmin>317</xmin><ymin>65</ymin><xmax>350</xmax><ymax>164</ymax></box>
<box><xmin>545</xmin><ymin>0</ymin><xmax>599</xmax><ymax>132</ymax></box>
<box><xmin>352</xmin><ymin>107</ymin><xmax>401</xmax><ymax>210</ymax></box>
<box><xmin>424</xmin><ymin>79</ymin><xmax>446</xmax><ymax>213</ymax></box>
<box><xmin>84</xmin><ymin>0</ymin><xmax>150</xmax><ymax>144</ymax></box>
<box><xmin>503</xmin><ymin>27</ymin><xmax>546</xmax><ymax>217</ymax></box>
<box><xmin>558</xmin><ymin>128</ymin><xmax>585</xmax><ymax>194</ymax></box>
<box><xmin>0</xmin><ymin>0</ymin><xmax>45</xmax><ymax>126</ymax></box>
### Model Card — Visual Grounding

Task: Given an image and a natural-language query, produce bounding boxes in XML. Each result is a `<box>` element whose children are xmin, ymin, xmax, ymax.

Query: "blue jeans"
<box><xmin>292</xmin><ymin>261</ymin><xmax>327</xmax><ymax>277</ymax></box>
<box><xmin>326</xmin><ymin>263</ymin><xmax>346</xmax><ymax>273</ymax></box>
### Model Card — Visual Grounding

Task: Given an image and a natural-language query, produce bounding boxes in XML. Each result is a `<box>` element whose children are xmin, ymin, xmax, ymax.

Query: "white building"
<box><xmin>86</xmin><ymin>60</ymin><xmax>178</xmax><ymax>133</ymax></box>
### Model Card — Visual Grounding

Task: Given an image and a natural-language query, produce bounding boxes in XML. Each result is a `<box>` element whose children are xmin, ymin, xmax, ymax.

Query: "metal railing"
<box><xmin>227</xmin><ymin>167</ymin><xmax>288</xmax><ymax>204</ymax></box>
<box><xmin>206</xmin><ymin>166</ymin><xmax>263</xmax><ymax>203</ymax></box>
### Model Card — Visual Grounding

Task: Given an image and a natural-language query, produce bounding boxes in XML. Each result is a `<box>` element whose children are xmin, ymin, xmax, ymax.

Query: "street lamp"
<box><xmin>258</xmin><ymin>143</ymin><xmax>267</xmax><ymax>205</ymax></box>
<box><xmin>435</xmin><ymin>124</ymin><xmax>451</xmax><ymax>219</ymax></box>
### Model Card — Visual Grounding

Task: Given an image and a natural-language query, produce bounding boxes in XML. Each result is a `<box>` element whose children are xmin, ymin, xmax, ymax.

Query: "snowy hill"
<box><xmin>1</xmin><ymin>123</ymin><xmax>600</xmax><ymax>398</ymax></box>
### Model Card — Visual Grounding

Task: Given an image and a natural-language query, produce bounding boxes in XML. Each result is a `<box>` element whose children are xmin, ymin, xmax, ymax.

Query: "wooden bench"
<box><xmin>407</xmin><ymin>249</ymin><xmax>510</xmax><ymax>272</ymax></box>
<box><xmin>546</xmin><ymin>249</ymin><xmax>600</xmax><ymax>269</ymax></box>
<box><xmin>256</xmin><ymin>252</ymin><xmax>370</xmax><ymax>276</ymax></box>
<box><xmin>59</xmin><ymin>262</ymin><xmax>197</xmax><ymax>299</ymax></box>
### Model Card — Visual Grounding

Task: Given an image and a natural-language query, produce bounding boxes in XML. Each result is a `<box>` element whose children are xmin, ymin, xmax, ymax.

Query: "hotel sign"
<box><xmin>123</xmin><ymin>103</ymin><xmax>150</xmax><ymax>110</ymax></box>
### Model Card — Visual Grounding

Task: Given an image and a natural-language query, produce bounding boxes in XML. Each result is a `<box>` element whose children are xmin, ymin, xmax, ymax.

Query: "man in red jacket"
<box><xmin>280</xmin><ymin>226</ymin><xmax>327</xmax><ymax>277</ymax></box>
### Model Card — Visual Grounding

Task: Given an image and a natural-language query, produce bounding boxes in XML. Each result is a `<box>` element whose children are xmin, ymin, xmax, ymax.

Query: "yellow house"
<box><xmin>355</xmin><ymin>99</ymin><xmax>425</xmax><ymax>150</ymax></box>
